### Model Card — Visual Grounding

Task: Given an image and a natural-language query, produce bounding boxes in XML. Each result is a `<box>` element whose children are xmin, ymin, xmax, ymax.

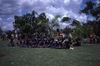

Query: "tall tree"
<box><xmin>80</xmin><ymin>0</ymin><xmax>100</xmax><ymax>37</ymax></box>
<box><xmin>37</xmin><ymin>12</ymin><xmax>49</xmax><ymax>33</ymax></box>
<box><xmin>71</xmin><ymin>19</ymin><xmax>83</xmax><ymax>38</ymax></box>
<box><xmin>13</xmin><ymin>10</ymin><xmax>50</xmax><ymax>36</ymax></box>
<box><xmin>80</xmin><ymin>1</ymin><xmax>95</xmax><ymax>20</ymax></box>
<box><xmin>49</xmin><ymin>15</ymin><xmax>61</xmax><ymax>35</ymax></box>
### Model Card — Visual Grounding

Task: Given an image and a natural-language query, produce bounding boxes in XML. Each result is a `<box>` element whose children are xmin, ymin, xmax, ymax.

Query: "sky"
<box><xmin>0</xmin><ymin>0</ymin><xmax>99</xmax><ymax>31</ymax></box>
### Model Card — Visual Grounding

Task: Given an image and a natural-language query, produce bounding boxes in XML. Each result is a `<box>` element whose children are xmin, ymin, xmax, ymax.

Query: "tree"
<box><xmin>71</xmin><ymin>19</ymin><xmax>81</xmax><ymax>26</ymax></box>
<box><xmin>80</xmin><ymin>1</ymin><xmax>100</xmax><ymax>37</ymax></box>
<box><xmin>61</xmin><ymin>17</ymin><xmax>71</xmax><ymax>22</ymax></box>
<box><xmin>62</xmin><ymin>27</ymin><xmax>73</xmax><ymax>35</ymax></box>
<box><xmin>61</xmin><ymin>16</ymin><xmax>83</xmax><ymax>38</ymax></box>
<box><xmin>37</xmin><ymin>12</ymin><xmax>49</xmax><ymax>33</ymax></box>
<box><xmin>13</xmin><ymin>10</ymin><xmax>51</xmax><ymax>37</ymax></box>
<box><xmin>80</xmin><ymin>1</ymin><xmax>95</xmax><ymax>21</ymax></box>
<box><xmin>61</xmin><ymin>17</ymin><xmax>73</xmax><ymax>36</ymax></box>
<box><xmin>49</xmin><ymin>15</ymin><xmax>61</xmax><ymax>36</ymax></box>
<box><xmin>71</xmin><ymin>19</ymin><xmax>83</xmax><ymax>38</ymax></box>
<box><xmin>51</xmin><ymin>15</ymin><xmax>61</xmax><ymax>29</ymax></box>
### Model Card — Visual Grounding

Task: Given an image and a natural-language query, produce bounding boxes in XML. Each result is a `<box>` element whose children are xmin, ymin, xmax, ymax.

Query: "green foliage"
<box><xmin>71</xmin><ymin>19</ymin><xmax>81</xmax><ymax>26</ymax></box>
<box><xmin>81</xmin><ymin>1</ymin><xmax>100</xmax><ymax>19</ymax></box>
<box><xmin>90</xmin><ymin>6</ymin><xmax>100</xmax><ymax>19</ymax></box>
<box><xmin>61</xmin><ymin>17</ymin><xmax>71</xmax><ymax>22</ymax></box>
<box><xmin>50</xmin><ymin>15</ymin><xmax>61</xmax><ymax>30</ymax></box>
<box><xmin>14</xmin><ymin>10</ymin><xmax>49</xmax><ymax>35</ymax></box>
<box><xmin>80</xmin><ymin>1</ymin><xmax>100</xmax><ymax>37</ymax></box>
<box><xmin>62</xmin><ymin>27</ymin><xmax>73</xmax><ymax>35</ymax></box>
<box><xmin>80</xmin><ymin>1</ymin><xmax>95</xmax><ymax>14</ymax></box>
<box><xmin>61</xmin><ymin>16</ymin><xmax>83</xmax><ymax>38</ymax></box>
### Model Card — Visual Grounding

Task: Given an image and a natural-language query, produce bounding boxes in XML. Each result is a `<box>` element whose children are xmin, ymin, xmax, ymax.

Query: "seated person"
<box><xmin>62</xmin><ymin>38</ymin><xmax>70</xmax><ymax>49</ymax></box>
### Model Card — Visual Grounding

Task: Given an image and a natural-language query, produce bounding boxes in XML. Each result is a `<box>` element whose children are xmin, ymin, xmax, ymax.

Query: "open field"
<box><xmin>0</xmin><ymin>40</ymin><xmax>100</xmax><ymax>66</ymax></box>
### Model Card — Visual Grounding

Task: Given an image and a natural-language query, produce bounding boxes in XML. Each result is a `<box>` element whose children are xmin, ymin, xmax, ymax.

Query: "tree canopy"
<box><xmin>14</xmin><ymin>11</ymin><xmax>49</xmax><ymax>35</ymax></box>
<box><xmin>13</xmin><ymin>0</ymin><xmax>100</xmax><ymax>38</ymax></box>
<box><xmin>81</xmin><ymin>1</ymin><xmax>100</xmax><ymax>37</ymax></box>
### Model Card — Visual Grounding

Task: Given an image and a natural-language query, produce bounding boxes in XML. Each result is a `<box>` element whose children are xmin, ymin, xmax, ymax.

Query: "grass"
<box><xmin>0</xmin><ymin>40</ymin><xmax>100</xmax><ymax>66</ymax></box>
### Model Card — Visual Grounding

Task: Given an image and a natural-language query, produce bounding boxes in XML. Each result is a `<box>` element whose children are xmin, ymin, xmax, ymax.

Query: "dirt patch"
<box><xmin>0</xmin><ymin>54</ymin><xmax>5</xmax><ymax>58</ymax></box>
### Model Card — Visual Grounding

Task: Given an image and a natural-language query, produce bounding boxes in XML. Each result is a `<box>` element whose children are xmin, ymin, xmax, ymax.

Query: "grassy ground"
<box><xmin>0</xmin><ymin>40</ymin><xmax>100</xmax><ymax>66</ymax></box>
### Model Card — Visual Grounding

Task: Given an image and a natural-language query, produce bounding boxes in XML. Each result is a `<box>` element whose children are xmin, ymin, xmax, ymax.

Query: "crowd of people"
<box><xmin>1</xmin><ymin>30</ymin><xmax>100</xmax><ymax>49</ymax></box>
<box><xmin>82</xmin><ymin>34</ymin><xmax>100</xmax><ymax>44</ymax></box>
<box><xmin>8</xmin><ymin>33</ymin><xmax>81</xmax><ymax>49</ymax></box>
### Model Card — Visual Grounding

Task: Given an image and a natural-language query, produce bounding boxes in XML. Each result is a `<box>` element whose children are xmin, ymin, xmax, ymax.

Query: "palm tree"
<box><xmin>71</xmin><ymin>19</ymin><xmax>81</xmax><ymax>26</ymax></box>
<box><xmin>61</xmin><ymin>17</ymin><xmax>71</xmax><ymax>22</ymax></box>
<box><xmin>71</xmin><ymin>19</ymin><xmax>83</xmax><ymax>38</ymax></box>
<box><xmin>49</xmin><ymin>15</ymin><xmax>61</xmax><ymax>36</ymax></box>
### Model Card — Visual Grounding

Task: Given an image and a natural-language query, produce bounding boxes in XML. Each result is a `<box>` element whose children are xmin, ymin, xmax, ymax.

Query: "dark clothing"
<box><xmin>64</xmin><ymin>41</ymin><xmax>70</xmax><ymax>49</ymax></box>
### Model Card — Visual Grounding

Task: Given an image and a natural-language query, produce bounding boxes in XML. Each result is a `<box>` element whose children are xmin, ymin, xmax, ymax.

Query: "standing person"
<box><xmin>8</xmin><ymin>34</ymin><xmax>14</xmax><ymax>47</ymax></box>
<box><xmin>57</xmin><ymin>28</ymin><xmax>61</xmax><ymax>36</ymax></box>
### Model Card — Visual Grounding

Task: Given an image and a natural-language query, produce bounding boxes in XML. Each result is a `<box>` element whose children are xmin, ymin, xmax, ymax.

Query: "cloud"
<box><xmin>0</xmin><ymin>0</ymin><xmax>20</xmax><ymax>15</ymax></box>
<box><xmin>0</xmin><ymin>17</ymin><xmax>14</xmax><ymax>30</ymax></box>
<box><xmin>76</xmin><ymin>14</ymin><xmax>87</xmax><ymax>23</ymax></box>
<box><xmin>46</xmin><ymin>13</ymin><xmax>54</xmax><ymax>20</ymax></box>
<box><xmin>2</xmin><ymin>22</ymin><xmax>14</xmax><ymax>31</ymax></box>
<box><xmin>0</xmin><ymin>18</ymin><xmax>2</xmax><ymax>21</ymax></box>
<box><xmin>0</xmin><ymin>0</ymin><xmax>88</xmax><ymax>31</ymax></box>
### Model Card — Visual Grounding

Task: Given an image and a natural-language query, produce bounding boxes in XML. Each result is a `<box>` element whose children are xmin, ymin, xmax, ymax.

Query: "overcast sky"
<box><xmin>0</xmin><ymin>0</ymin><xmax>98</xmax><ymax>31</ymax></box>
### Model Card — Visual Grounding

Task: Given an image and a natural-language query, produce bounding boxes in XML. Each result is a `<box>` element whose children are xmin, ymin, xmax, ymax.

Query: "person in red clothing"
<box><xmin>57</xmin><ymin>31</ymin><xmax>61</xmax><ymax>36</ymax></box>
<box><xmin>56</xmin><ymin>28</ymin><xmax>61</xmax><ymax>36</ymax></box>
